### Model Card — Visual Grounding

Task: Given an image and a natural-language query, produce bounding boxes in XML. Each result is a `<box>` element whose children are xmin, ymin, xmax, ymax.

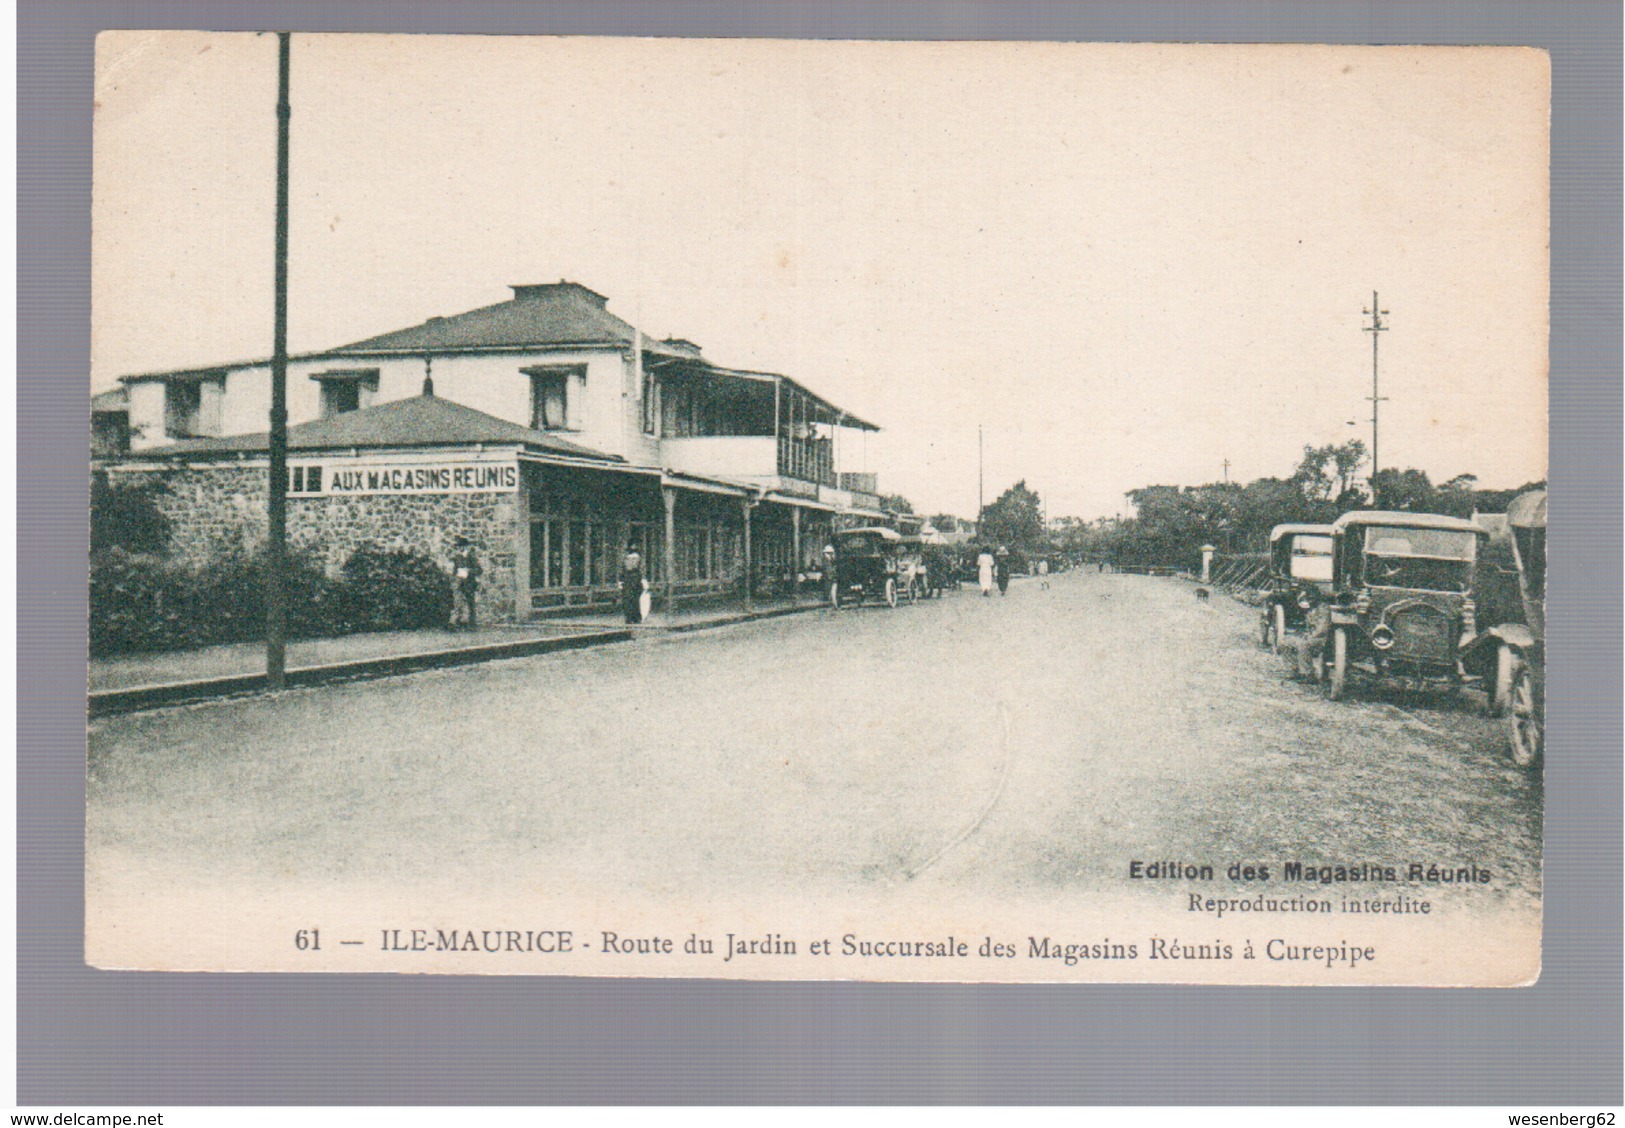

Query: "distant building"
<box><xmin>930</xmin><ymin>514</ymin><xmax>978</xmax><ymax>545</ymax></box>
<box><xmin>104</xmin><ymin>282</ymin><xmax>887</xmax><ymax>620</ymax></box>
<box><xmin>91</xmin><ymin>387</ymin><xmax>130</xmax><ymax>461</ymax></box>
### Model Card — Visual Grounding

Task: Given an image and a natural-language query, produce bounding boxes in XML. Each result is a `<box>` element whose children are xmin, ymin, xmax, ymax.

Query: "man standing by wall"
<box><xmin>451</xmin><ymin>536</ymin><xmax>481</xmax><ymax>629</ymax></box>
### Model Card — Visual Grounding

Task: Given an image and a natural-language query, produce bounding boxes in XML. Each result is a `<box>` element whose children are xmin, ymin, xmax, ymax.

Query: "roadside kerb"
<box><xmin>88</xmin><ymin>629</ymin><xmax>630</xmax><ymax>717</ymax></box>
<box><xmin>665</xmin><ymin>601</ymin><xmax>821</xmax><ymax>633</ymax></box>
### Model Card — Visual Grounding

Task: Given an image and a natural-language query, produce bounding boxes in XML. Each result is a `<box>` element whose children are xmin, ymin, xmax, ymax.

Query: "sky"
<box><xmin>92</xmin><ymin>34</ymin><xmax>1549</xmax><ymax>520</ymax></box>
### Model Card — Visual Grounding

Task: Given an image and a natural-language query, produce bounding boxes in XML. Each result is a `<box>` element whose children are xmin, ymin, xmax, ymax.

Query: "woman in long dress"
<box><xmin>977</xmin><ymin>546</ymin><xmax>995</xmax><ymax>597</ymax></box>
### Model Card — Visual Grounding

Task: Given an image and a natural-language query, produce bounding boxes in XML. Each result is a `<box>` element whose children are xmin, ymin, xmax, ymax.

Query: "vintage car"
<box><xmin>828</xmin><ymin>526</ymin><xmax>905</xmax><ymax>609</ymax></box>
<box><xmin>1464</xmin><ymin>491</ymin><xmax>1546</xmax><ymax>765</ymax></box>
<box><xmin>1502</xmin><ymin>490</ymin><xmax>1547</xmax><ymax>765</ymax></box>
<box><xmin>892</xmin><ymin>534</ymin><xmax>931</xmax><ymax>602</ymax></box>
<box><xmin>895</xmin><ymin>534</ymin><xmax>950</xmax><ymax>599</ymax></box>
<box><xmin>1259</xmin><ymin>523</ymin><xmax>1335</xmax><ymax>653</ymax></box>
<box><xmin>1317</xmin><ymin>510</ymin><xmax>1490</xmax><ymax>701</ymax></box>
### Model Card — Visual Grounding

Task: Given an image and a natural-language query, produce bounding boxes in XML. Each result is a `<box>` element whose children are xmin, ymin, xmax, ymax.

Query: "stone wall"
<box><xmin>115</xmin><ymin>462</ymin><xmax>526</xmax><ymax>622</ymax></box>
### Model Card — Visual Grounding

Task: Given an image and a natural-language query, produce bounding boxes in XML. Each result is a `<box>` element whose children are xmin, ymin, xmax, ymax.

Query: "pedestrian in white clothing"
<box><xmin>977</xmin><ymin>547</ymin><xmax>995</xmax><ymax>597</ymax></box>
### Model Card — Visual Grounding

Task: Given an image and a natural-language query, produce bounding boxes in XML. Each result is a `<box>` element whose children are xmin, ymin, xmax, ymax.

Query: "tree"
<box><xmin>1370</xmin><ymin>467</ymin><xmax>1435</xmax><ymax>512</ymax></box>
<box><xmin>880</xmin><ymin>493</ymin><xmax>914</xmax><ymax>515</ymax></box>
<box><xmin>1292</xmin><ymin>439</ymin><xmax>1367</xmax><ymax>513</ymax></box>
<box><xmin>1473</xmin><ymin>480</ymin><xmax>1546</xmax><ymax>514</ymax></box>
<box><xmin>1434</xmin><ymin>473</ymin><xmax>1480</xmax><ymax>518</ymax></box>
<box><xmin>1119</xmin><ymin>481</ymin><xmax>1243</xmax><ymax>567</ymax></box>
<box><xmin>1236</xmin><ymin>477</ymin><xmax>1309</xmax><ymax>550</ymax></box>
<box><xmin>979</xmin><ymin>481</ymin><xmax>1045</xmax><ymax>551</ymax></box>
<box><xmin>90</xmin><ymin>473</ymin><xmax>171</xmax><ymax>556</ymax></box>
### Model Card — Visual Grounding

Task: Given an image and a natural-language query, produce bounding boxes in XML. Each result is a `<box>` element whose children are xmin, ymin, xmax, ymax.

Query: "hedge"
<box><xmin>89</xmin><ymin>543</ymin><xmax>454</xmax><ymax>657</ymax></box>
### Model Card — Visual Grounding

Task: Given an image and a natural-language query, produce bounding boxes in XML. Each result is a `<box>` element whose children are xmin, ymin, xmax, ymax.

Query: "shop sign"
<box><xmin>288</xmin><ymin>459</ymin><xmax>519</xmax><ymax>496</ymax></box>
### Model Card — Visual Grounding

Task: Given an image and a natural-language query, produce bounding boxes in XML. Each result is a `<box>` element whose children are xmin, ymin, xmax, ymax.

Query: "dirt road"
<box><xmin>88</xmin><ymin>570</ymin><xmax>1542</xmax><ymax>912</ymax></box>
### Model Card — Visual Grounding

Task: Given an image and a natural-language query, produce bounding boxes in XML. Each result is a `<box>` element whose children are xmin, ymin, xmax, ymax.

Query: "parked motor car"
<box><xmin>1259</xmin><ymin>524</ymin><xmax>1335</xmax><ymax>654</ymax></box>
<box><xmin>893</xmin><ymin>534</ymin><xmax>929</xmax><ymax>602</ymax></box>
<box><xmin>828</xmin><ymin>526</ymin><xmax>905</xmax><ymax>609</ymax></box>
<box><xmin>1501</xmin><ymin>490</ymin><xmax>1546</xmax><ymax>765</ymax></box>
<box><xmin>1317</xmin><ymin>510</ymin><xmax>1490</xmax><ymax>702</ymax></box>
<box><xmin>1463</xmin><ymin>491</ymin><xmax>1546</xmax><ymax>765</ymax></box>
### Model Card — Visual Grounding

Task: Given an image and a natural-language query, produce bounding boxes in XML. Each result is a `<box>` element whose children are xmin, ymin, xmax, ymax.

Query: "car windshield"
<box><xmin>1289</xmin><ymin>535</ymin><xmax>1333</xmax><ymax>582</ymax></box>
<box><xmin>1362</xmin><ymin>526</ymin><xmax>1475</xmax><ymax>592</ymax></box>
<box><xmin>1363</xmin><ymin>526</ymin><xmax>1477</xmax><ymax>560</ymax></box>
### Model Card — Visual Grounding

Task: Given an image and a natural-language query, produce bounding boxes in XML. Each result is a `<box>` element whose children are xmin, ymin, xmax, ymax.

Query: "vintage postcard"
<box><xmin>87</xmin><ymin>34</ymin><xmax>1548</xmax><ymax>984</ymax></box>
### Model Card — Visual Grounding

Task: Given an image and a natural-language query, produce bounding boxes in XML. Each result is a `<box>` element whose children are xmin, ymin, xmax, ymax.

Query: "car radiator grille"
<box><xmin>1389</xmin><ymin>608</ymin><xmax>1451</xmax><ymax>658</ymax></box>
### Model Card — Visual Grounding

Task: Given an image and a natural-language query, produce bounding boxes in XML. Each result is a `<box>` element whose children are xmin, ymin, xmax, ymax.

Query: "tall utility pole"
<box><xmin>1222</xmin><ymin>458</ymin><xmax>1231</xmax><ymax>484</ymax></box>
<box><xmin>1362</xmin><ymin>291</ymin><xmax>1390</xmax><ymax>497</ymax></box>
<box><xmin>266</xmin><ymin>32</ymin><xmax>292</xmax><ymax>690</ymax></box>
<box><xmin>977</xmin><ymin>425</ymin><xmax>984</xmax><ymax>528</ymax></box>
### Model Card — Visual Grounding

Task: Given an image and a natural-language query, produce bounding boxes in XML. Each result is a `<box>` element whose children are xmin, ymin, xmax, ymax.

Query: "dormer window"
<box><xmin>164</xmin><ymin>373</ymin><xmax>225</xmax><ymax>438</ymax></box>
<box><xmin>525</xmin><ymin>365</ymin><xmax>584</xmax><ymax>431</ymax></box>
<box><xmin>312</xmin><ymin>369</ymin><xmax>379</xmax><ymax>418</ymax></box>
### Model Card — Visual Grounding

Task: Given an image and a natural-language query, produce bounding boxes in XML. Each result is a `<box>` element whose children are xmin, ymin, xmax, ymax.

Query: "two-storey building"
<box><xmin>105</xmin><ymin>281</ymin><xmax>885</xmax><ymax>621</ymax></box>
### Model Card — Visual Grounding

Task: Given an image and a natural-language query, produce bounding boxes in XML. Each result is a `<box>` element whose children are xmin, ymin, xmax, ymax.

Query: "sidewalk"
<box><xmin>532</xmin><ymin>593</ymin><xmax>822</xmax><ymax>633</ymax></box>
<box><xmin>88</xmin><ymin>596</ymin><xmax>828</xmax><ymax>715</ymax></box>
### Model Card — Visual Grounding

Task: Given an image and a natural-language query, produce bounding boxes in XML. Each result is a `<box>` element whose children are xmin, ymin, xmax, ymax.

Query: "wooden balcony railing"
<box><xmin>777</xmin><ymin>436</ymin><xmax>836</xmax><ymax>487</ymax></box>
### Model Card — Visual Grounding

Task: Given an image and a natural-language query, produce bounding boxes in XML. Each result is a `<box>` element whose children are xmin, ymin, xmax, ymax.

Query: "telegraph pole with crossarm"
<box><xmin>1362</xmin><ymin>291</ymin><xmax>1390</xmax><ymax>502</ymax></box>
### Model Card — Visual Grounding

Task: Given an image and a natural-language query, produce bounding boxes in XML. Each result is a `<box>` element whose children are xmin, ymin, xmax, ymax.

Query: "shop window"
<box><xmin>312</xmin><ymin>369</ymin><xmax>379</xmax><ymax>418</ymax></box>
<box><xmin>526</xmin><ymin>365</ymin><xmax>582</xmax><ymax>431</ymax></box>
<box><xmin>164</xmin><ymin>375</ymin><xmax>224</xmax><ymax>438</ymax></box>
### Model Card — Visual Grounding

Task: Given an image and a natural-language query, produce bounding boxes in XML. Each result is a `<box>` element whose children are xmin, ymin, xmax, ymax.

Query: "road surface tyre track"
<box><xmin>902</xmin><ymin>704</ymin><xmax>1012</xmax><ymax>881</ymax></box>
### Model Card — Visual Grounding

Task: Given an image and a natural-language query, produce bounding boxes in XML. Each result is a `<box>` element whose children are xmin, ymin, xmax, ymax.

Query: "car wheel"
<box><xmin>1322</xmin><ymin>627</ymin><xmax>1348</xmax><ymax>701</ymax></box>
<box><xmin>1488</xmin><ymin>644</ymin><xmax>1514</xmax><ymax>718</ymax></box>
<box><xmin>1507</xmin><ymin>658</ymin><xmax>1542</xmax><ymax>767</ymax></box>
<box><xmin>884</xmin><ymin>577</ymin><xmax>898</xmax><ymax>608</ymax></box>
<box><xmin>1272</xmin><ymin>604</ymin><xmax>1288</xmax><ymax>655</ymax></box>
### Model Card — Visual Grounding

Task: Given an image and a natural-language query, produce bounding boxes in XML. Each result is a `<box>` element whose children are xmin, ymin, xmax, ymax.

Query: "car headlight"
<box><xmin>1371</xmin><ymin>624</ymin><xmax>1396</xmax><ymax>650</ymax></box>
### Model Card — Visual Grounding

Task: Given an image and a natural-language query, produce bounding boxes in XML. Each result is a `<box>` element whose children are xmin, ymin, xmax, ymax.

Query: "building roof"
<box><xmin>129</xmin><ymin>394</ymin><xmax>621</xmax><ymax>462</ymax></box>
<box><xmin>654</xmin><ymin>358</ymin><xmax>881</xmax><ymax>433</ymax></box>
<box><xmin>114</xmin><ymin>281</ymin><xmax>879</xmax><ymax>432</ymax></box>
<box><xmin>92</xmin><ymin>387</ymin><xmax>129</xmax><ymax>413</ymax></box>
<box><xmin>327</xmin><ymin>282</ymin><xmax>703</xmax><ymax>360</ymax></box>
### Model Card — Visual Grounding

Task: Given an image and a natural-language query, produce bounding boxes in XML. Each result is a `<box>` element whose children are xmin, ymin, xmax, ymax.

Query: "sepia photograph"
<box><xmin>86</xmin><ymin>33</ymin><xmax>1549</xmax><ymax>984</ymax></box>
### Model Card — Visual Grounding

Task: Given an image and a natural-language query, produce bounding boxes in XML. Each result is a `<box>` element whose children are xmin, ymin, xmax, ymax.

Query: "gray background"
<box><xmin>21</xmin><ymin>0</ymin><xmax>1621</xmax><ymax>1106</ymax></box>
